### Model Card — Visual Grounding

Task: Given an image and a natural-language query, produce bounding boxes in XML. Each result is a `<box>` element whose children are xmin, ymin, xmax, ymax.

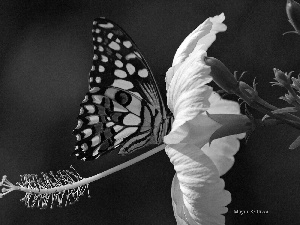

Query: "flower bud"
<box><xmin>238</xmin><ymin>81</ymin><xmax>258</xmax><ymax>100</ymax></box>
<box><xmin>291</xmin><ymin>76</ymin><xmax>300</xmax><ymax>91</ymax></box>
<box><xmin>204</xmin><ymin>56</ymin><xmax>239</xmax><ymax>94</ymax></box>
<box><xmin>280</xmin><ymin>93</ymin><xmax>296</xmax><ymax>105</ymax></box>
<box><xmin>285</xmin><ymin>0</ymin><xmax>300</xmax><ymax>35</ymax></box>
<box><xmin>273</xmin><ymin>68</ymin><xmax>292</xmax><ymax>88</ymax></box>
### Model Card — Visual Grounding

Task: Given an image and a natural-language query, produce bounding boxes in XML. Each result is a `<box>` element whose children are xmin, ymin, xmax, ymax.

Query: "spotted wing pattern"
<box><xmin>72</xmin><ymin>18</ymin><xmax>173</xmax><ymax>161</ymax></box>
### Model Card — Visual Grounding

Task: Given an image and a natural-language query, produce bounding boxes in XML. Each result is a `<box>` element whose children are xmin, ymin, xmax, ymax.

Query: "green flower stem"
<box><xmin>252</xmin><ymin>96</ymin><xmax>300</xmax><ymax>127</ymax></box>
<box><xmin>241</xmin><ymin>93</ymin><xmax>300</xmax><ymax>130</ymax></box>
<box><xmin>234</xmin><ymin>80</ymin><xmax>300</xmax><ymax>131</ymax></box>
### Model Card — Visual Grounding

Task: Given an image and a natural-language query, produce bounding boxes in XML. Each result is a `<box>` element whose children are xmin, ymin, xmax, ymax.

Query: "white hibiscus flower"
<box><xmin>164</xmin><ymin>13</ymin><xmax>245</xmax><ymax>225</ymax></box>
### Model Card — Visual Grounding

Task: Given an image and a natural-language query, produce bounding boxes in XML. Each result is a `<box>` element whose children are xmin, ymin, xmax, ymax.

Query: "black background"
<box><xmin>1</xmin><ymin>0</ymin><xmax>300</xmax><ymax>224</ymax></box>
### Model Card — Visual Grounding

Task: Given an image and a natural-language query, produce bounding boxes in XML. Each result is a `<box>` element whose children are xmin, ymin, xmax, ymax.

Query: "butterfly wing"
<box><xmin>72</xmin><ymin>18</ymin><xmax>169</xmax><ymax>161</ymax></box>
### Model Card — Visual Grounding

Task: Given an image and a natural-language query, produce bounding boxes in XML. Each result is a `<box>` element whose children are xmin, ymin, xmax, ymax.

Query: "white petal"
<box><xmin>166</xmin><ymin>143</ymin><xmax>231</xmax><ymax>225</ymax></box>
<box><xmin>164</xmin><ymin>111</ymin><xmax>221</xmax><ymax>146</ymax></box>
<box><xmin>206</xmin><ymin>92</ymin><xmax>241</xmax><ymax>115</ymax></box>
<box><xmin>165</xmin><ymin>90</ymin><xmax>246</xmax><ymax>175</ymax></box>
<box><xmin>165</xmin><ymin>13</ymin><xmax>228</xmax><ymax>146</ymax></box>
<box><xmin>171</xmin><ymin>175</ymin><xmax>190</xmax><ymax>225</ymax></box>
<box><xmin>201</xmin><ymin>92</ymin><xmax>246</xmax><ymax>175</ymax></box>
<box><xmin>167</xmin><ymin>52</ymin><xmax>212</xmax><ymax>115</ymax></box>
<box><xmin>201</xmin><ymin>135</ymin><xmax>243</xmax><ymax>176</ymax></box>
<box><xmin>172</xmin><ymin>13</ymin><xmax>227</xmax><ymax>66</ymax></box>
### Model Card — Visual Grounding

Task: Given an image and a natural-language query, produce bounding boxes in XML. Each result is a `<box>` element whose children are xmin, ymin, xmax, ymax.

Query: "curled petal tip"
<box><xmin>172</xmin><ymin>14</ymin><xmax>227</xmax><ymax>66</ymax></box>
<box><xmin>210</xmin><ymin>13</ymin><xmax>225</xmax><ymax>23</ymax></box>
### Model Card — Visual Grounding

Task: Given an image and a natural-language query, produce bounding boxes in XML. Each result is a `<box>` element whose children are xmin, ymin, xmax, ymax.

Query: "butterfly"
<box><xmin>72</xmin><ymin>18</ymin><xmax>174</xmax><ymax>161</ymax></box>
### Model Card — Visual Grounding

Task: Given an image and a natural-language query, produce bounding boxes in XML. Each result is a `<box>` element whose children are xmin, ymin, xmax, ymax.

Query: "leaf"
<box><xmin>207</xmin><ymin>113</ymin><xmax>251</xmax><ymax>145</ymax></box>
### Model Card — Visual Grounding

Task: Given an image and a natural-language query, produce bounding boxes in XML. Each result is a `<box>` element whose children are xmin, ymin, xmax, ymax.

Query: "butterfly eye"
<box><xmin>72</xmin><ymin>18</ymin><xmax>174</xmax><ymax>161</ymax></box>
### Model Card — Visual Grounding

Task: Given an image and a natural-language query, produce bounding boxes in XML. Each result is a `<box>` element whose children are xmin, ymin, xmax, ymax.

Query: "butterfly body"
<box><xmin>72</xmin><ymin>18</ymin><xmax>173</xmax><ymax>161</ymax></box>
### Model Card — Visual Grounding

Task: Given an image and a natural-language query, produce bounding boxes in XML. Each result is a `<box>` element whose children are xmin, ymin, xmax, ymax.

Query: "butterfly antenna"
<box><xmin>1</xmin><ymin>144</ymin><xmax>166</xmax><ymax>209</ymax></box>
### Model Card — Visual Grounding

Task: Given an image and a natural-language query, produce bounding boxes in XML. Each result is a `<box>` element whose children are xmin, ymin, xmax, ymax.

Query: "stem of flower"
<box><xmin>248</xmin><ymin>100</ymin><xmax>300</xmax><ymax>130</ymax></box>
<box><xmin>237</xmin><ymin>83</ymin><xmax>300</xmax><ymax>130</ymax></box>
